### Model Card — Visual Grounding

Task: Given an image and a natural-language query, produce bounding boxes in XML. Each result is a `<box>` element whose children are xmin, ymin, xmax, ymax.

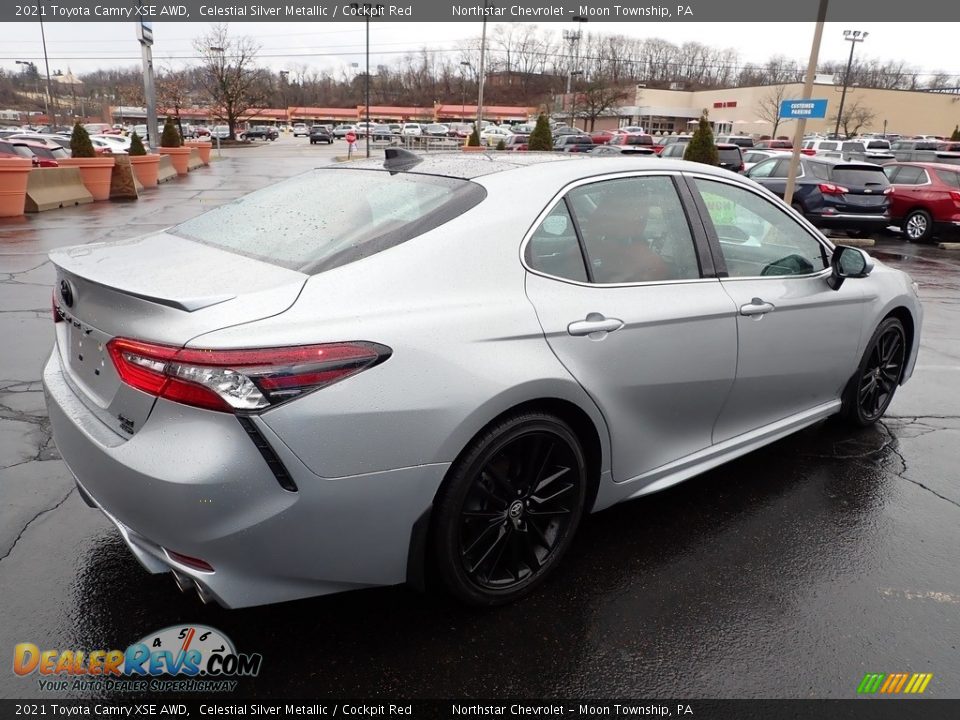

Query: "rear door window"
<box><xmin>890</xmin><ymin>166</ymin><xmax>927</xmax><ymax>185</ymax></box>
<box><xmin>935</xmin><ymin>169</ymin><xmax>960</xmax><ymax>189</ymax></box>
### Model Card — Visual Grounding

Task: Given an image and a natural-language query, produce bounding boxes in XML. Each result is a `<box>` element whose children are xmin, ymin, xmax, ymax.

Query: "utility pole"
<box><xmin>476</xmin><ymin>0</ymin><xmax>488</xmax><ymax>135</ymax></box>
<box><xmin>136</xmin><ymin>13</ymin><xmax>157</xmax><ymax>148</ymax></box>
<box><xmin>38</xmin><ymin>10</ymin><xmax>55</xmax><ymax>128</ymax></box>
<box><xmin>564</xmin><ymin>16</ymin><xmax>587</xmax><ymax>129</ymax></box>
<box><xmin>784</xmin><ymin>0</ymin><xmax>828</xmax><ymax>207</ymax></box>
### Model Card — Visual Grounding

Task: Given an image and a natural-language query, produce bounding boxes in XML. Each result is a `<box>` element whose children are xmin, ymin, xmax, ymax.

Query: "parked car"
<box><xmin>423</xmin><ymin>124</ymin><xmax>450</xmax><ymax>138</ymax></box>
<box><xmin>607</xmin><ymin>133</ymin><xmax>655</xmax><ymax>149</ymax></box>
<box><xmin>243</xmin><ymin>126</ymin><xmax>279</xmax><ymax>141</ymax></box>
<box><xmin>8</xmin><ymin>133</ymin><xmax>69</xmax><ymax>151</ymax></box>
<box><xmin>400</xmin><ymin>123</ymin><xmax>423</xmax><ymax>137</ymax></box>
<box><xmin>590</xmin><ymin>130</ymin><xmax>619</xmax><ymax>144</ymax></box>
<box><xmin>754</xmin><ymin>140</ymin><xmax>793</xmax><ymax>150</ymax></box>
<box><xmin>309</xmin><ymin>126</ymin><xmax>333</xmax><ymax>145</ymax></box>
<box><xmin>503</xmin><ymin>134</ymin><xmax>530</xmax><ymax>151</ymax></box>
<box><xmin>210</xmin><ymin>126</ymin><xmax>230</xmax><ymax>140</ymax></box>
<box><xmin>658</xmin><ymin>143</ymin><xmax>743</xmax><ymax>172</ymax></box>
<box><xmin>747</xmin><ymin>155</ymin><xmax>892</xmax><ymax>236</ymax></box>
<box><xmin>0</xmin><ymin>139</ymin><xmax>42</xmax><ymax>165</ymax></box>
<box><xmin>369</xmin><ymin>125</ymin><xmax>394</xmax><ymax>142</ymax></box>
<box><xmin>44</xmin><ymin>151</ymin><xmax>922</xmax><ymax>609</ymax></box>
<box><xmin>551</xmin><ymin>125</ymin><xmax>579</xmax><ymax>136</ymax></box>
<box><xmin>653</xmin><ymin>135</ymin><xmax>691</xmax><ymax>155</ymax></box>
<box><xmin>553</xmin><ymin>134</ymin><xmax>594</xmax><ymax>152</ymax></box>
<box><xmin>890</xmin><ymin>140</ymin><xmax>942</xmax><ymax>153</ymax></box>
<box><xmin>716</xmin><ymin>135</ymin><xmax>755</xmax><ymax>149</ymax></box>
<box><xmin>292</xmin><ymin>123</ymin><xmax>309</xmax><ymax>137</ymax></box>
<box><xmin>191</xmin><ymin>126</ymin><xmax>211</xmax><ymax>139</ymax></box>
<box><xmin>448</xmin><ymin>123</ymin><xmax>473</xmax><ymax>139</ymax></box>
<box><xmin>883</xmin><ymin>162</ymin><xmax>960</xmax><ymax>242</ymax></box>
<box><xmin>589</xmin><ymin>145</ymin><xmax>656</xmax><ymax>156</ymax></box>
<box><xmin>480</xmin><ymin>125</ymin><xmax>513</xmax><ymax>147</ymax></box>
<box><xmin>333</xmin><ymin>124</ymin><xmax>358</xmax><ymax>138</ymax></box>
<box><xmin>91</xmin><ymin>134</ymin><xmax>132</xmax><ymax>152</ymax></box>
<box><xmin>83</xmin><ymin>123</ymin><xmax>112</xmax><ymax>135</ymax></box>
<box><xmin>12</xmin><ymin>140</ymin><xmax>65</xmax><ymax>167</ymax></box>
<box><xmin>742</xmin><ymin>149</ymin><xmax>790</xmax><ymax>172</ymax></box>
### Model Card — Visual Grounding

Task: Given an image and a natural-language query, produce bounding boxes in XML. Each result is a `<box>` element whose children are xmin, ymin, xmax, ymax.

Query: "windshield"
<box><xmin>171</xmin><ymin>169</ymin><xmax>486</xmax><ymax>274</ymax></box>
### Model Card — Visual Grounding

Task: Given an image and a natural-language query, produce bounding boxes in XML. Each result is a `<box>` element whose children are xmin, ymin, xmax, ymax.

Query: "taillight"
<box><xmin>52</xmin><ymin>291</ymin><xmax>62</xmax><ymax>323</ymax></box>
<box><xmin>818</xmin><ymin>183</ymin><xmax>850</xmax><ymax>195</ymax></box>
<box><xmin>107</xmin><ymin>338</ymin><xmax>390</xmax><ymax>413</ymax></box>
<box><xmin>801</xmin><ymin>148</ymin><xmax>816</xmax><ymax>156</ymax></box>
<box><xmin>883</xmin><ymin>187</ymin><xmax>894</xmax><ymax>195</ymax></box>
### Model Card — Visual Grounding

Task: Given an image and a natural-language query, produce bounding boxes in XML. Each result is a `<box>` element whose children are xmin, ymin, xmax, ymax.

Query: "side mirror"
<box><xmin>827</xmin><ymin>245</ymin><xmax>874</xmax><ymax>290</ymax></box>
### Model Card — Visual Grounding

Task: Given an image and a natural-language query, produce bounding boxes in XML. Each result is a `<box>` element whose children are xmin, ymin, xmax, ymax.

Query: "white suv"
<box><xmin>292</xmin><ymin>123</ymin><xmax>309</xmax><ymax>137</ymax></box>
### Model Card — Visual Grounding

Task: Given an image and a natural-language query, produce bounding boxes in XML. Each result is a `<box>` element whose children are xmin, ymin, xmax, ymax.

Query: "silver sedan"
<box><xmin>45</xmin><ymin>151</ymin><xmax>922</xmax><ymax>608</ymax></box>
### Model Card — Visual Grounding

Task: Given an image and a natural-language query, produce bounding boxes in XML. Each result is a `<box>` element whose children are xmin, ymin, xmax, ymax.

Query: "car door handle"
<box><xmin>567</xmin><ymin>313</ymin><xmax>625</xmax><ymax>337</ymax></box>
<box><xmin>739</xmin><ymin>299</ymin><xmax>775</xmax><ymax>317</ymax></box>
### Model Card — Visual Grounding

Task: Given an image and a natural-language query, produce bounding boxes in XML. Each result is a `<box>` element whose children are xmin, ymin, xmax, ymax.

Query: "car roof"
<box><xmin>343</xmin><ymin>150</ymin><xmax>751</xmax><ymax>182</ymax></box>
<box><xmin>802</xmin><ymin>155</ymin><xmax>880</xmax><ymax>168</ymax></box>
<box><xmin>888</xmin><ymin>161</ymin><xmax>960</xmax><ymax>172</ymax></box>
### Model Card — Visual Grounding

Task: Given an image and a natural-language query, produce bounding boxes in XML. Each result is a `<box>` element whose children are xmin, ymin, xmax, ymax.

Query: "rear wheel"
<box><xmin>841</xmin><ymin>317</ymin><xmax>907</xmax><ymax>427</ymax></box>
<box><xmin>903</xmin><ymin>209</ymin><xmax>933</xmax><ymax>243</ymax></box>
<box><xmin>433</xmin><ymin>412</ymin><xmax>588</xmax><ymax>606</ymax></box>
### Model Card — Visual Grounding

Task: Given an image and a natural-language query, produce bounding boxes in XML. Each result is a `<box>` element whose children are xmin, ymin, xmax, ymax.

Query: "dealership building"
<box><xmin>613</xmin><ymin>79</ymin><xmax>960</xmax><ymax>137</ymax></box>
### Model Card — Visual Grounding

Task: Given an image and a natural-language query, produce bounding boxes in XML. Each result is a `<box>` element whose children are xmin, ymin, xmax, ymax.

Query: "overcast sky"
<box><xmin>1</xmin><ymin>21</ymin><xmax>958</xmax><ymax>81</ymax></box>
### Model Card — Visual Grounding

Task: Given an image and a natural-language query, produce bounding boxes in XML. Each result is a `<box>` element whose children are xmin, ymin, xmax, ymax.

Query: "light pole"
<box><xmin>834</xmin><ymin>29</ymin><xmax>868</xmax><ymax>139</ymax></box>
<box><xmin>564</xmin><ymin>16</ymin><xmax>587</xmax><ymax>128</ymax></box>
<box><xmin>460</xmin><ymin>61</ymin><xmax>471</xmax><ymax>121</ymax></box>
<box><xmin>476</xmin><ymin>1</ymin><xmax>489</xmax><ymax>135</ymax></box>
<box><xmin>37</xmin><ymin>11</ymin><xmax>55</xmax><ymax>128</ymax></box>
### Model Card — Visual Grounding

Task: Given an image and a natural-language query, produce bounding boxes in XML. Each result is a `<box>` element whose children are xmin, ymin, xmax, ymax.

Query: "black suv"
<box><xmin>746</xmin><ymin>155</ymin><xmax>890</xmax><ymax>236</ymax></box>
<box><xmin>553</xmin><ymin>134</ymin><xmax>594</xmax><ymax>152</ymax></box>
<box><xmin>309</xmin><ymin>126</ymin><xmax>333</xmax><ymax>144</ymax></box>
<box><xmin>243</xmin><ymin>125</ymin><xmax>278</xmax><ymax>141</ymax></box>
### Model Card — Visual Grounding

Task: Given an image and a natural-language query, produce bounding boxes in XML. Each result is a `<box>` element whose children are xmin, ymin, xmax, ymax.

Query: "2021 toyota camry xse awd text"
<box><xmin>45</xmin><ymin>151</ymin><xmax>922</xmax><ymax>608</ymax></box>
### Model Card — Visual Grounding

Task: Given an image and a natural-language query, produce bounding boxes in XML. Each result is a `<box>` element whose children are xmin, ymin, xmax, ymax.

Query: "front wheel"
<box><xmin>840</xmin><ymin>317</ymin><xmax>907</xmax><ymax>427</ymax></box>
<box><xmin>433</xmin><ymin>412</ymin><xmax>588</xmax><ymax>606</ymax></box>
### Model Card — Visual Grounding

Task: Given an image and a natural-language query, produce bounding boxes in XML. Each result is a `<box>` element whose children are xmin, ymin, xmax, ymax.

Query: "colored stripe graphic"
<box><xmin>858</xmin><ymin>672</ymin><xmax>933</xmax><ymax>694</ymax></box>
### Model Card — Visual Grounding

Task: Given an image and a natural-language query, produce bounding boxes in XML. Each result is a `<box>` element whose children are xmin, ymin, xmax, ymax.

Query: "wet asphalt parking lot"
<box><xmin>1</xmin><ymin>136</ymin><xmax>958</xmax><ymax>700</ymax></box>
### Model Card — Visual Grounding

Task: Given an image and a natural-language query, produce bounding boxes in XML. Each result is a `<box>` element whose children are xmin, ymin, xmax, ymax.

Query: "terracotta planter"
<box><xmin>185</xmin><ymin>141</ymin><xmax>212</xmax><ymax>165</ymax></box>
<box><xmin>59</xmin><ymin>156</ymin><xmax>116</xmax><ymax>201</ymax></box>
<box><xmin>0</xmin><ymin>157</ymin><xmax>32</xmax><ymax>217</ymax></box>
<box><xmin>158</xmin><ymin>146</ymin><xmax>192</xmax><ymax>175</ymax></box>
<box><xmin>128</xmin><ymin>154</ymin><xmax>162</xmax><ymax>188</ymax></box>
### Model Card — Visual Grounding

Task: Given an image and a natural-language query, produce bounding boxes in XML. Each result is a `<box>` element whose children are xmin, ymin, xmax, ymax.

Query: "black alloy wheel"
<box><xmin>842</xmin><ymin>317</ymin><xmax>907</xmax><ymax>426</ymax></box>
<box><xmin>434</xmin><ymin>412</ymin><xmax>587</xmax><ymax>606</ymax></box>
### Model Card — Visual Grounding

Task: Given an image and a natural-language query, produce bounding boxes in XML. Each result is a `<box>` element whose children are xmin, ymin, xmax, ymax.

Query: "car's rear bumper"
<box><xmin>43</xmin><ymin>349</ymin><xmax>446</xmax><ymax>608</ymax></box>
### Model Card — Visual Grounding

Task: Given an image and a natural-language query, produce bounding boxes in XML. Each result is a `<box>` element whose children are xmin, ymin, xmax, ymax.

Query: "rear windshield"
<box><xmin>718</xmin><ymin>148</ymin><xmax>742</xmax><ymax>165</ymax></box>
<box><xmin>863</xmin><ymin>140</ymin><xmax>890</xmax><ymax>150</ymax></box>
<box><xmin>624</xmin><ymin>135</ymin><xmax>653</xmax><ymax>146</ymax></box>
<box><xmin>727</xmin><ymin>137</ymin><xmax>754</xmax><ymax>147</ymax></box>
<box><xmin>171</xmin><ymin>169</ymin><xmax>486</xmax><ymax>274</ymax></box>
<box><xmin>830</xmin><ymin>166</ymin><xmax>890</xmax><ymax>188</ymax></box>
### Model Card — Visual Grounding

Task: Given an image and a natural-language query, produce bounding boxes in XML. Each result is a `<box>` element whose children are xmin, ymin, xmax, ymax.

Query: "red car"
<box><xmin>884</xmin><ymin>162</ymin><xmax>960</xmax><ymax>242</ymax></box>
<box><xmin>11</xmin><ymin>140</ymin><xmax>67</xmax><ymax>167</ymax></box>
<box><xmin>589</xmin><ymin>129</ymin><xmax>620</xmax><ymax>144</ymax></box>
<box><xmin>607</xmin><ymin>133</ymin><xmax>654</xmax><ymax>149</ymax></box>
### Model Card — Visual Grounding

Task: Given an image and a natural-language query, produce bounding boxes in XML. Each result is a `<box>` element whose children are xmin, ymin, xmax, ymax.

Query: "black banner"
<box><xmin>2</xmin><ymin>0</ymin><xmax>960</xmax><ymax>23</ymax></box>
<box><xmin>1</xmin><ymin>700</ymin><xmax>959</xmax><ymax>719</ymax></box>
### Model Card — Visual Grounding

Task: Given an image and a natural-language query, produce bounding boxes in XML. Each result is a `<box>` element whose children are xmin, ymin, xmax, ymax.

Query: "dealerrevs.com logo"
<box><xmin>13</xmin><ymin>625</ymin><xmax>262</xmax><ymax>693</ymax></box>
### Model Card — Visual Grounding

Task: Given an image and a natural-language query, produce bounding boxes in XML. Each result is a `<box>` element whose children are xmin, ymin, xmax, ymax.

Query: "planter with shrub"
<box><xmin>156</xmin><ymin>118</ymin><xmax>192</xmax><ymax>175</ymax></box>
<box><xmin>527</xmin><ymin>114</ymin><xmax>553</xmax><ymax>151</ymax></box>
<box><xmin>126</xmin><ymin>132</ymin><xmax>161</xmax><ymax>187</ymax></box>
<box><xmin>462</xmin><ymin>126</ymin><xmax>484</xmax><ymax>152</ymax></box>
<box><xmin>59</xmin><ymin>123</ymin><xmax>116</xmax><ymax>201</ymax></box>
<box><xmin>0</xmin><ymin>157</ymin><xmax>32</xmax><ymax>217</ymax></box>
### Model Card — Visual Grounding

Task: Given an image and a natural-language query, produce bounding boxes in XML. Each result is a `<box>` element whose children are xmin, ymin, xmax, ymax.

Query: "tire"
<box><xmin>433</xmin><ymin>411</ymin><xmax>588</xmax><ymax>606</ymax></box>
<box><xmin>840</xmin><ymin>317</ymin><xmax>907</xmax><ymax>427</ymax></box>
<box><xmin>902</xmin><ymin>209</ymin><xmax>933</xmax><ymax>243</ymax></box>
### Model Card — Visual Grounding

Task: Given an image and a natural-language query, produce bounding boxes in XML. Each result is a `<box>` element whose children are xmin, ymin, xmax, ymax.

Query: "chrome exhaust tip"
<box><xmin>193</xmin><ymin>579</ymin><xmax>214</xmax><ymax>605</ymax></box>
<box><xmin>172</xmin><ymin>571</ymin><xmax>192</xmax><ymax>594</ymax></box>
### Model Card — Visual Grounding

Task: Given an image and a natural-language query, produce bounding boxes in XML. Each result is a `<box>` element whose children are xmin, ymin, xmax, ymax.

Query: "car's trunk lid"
<box><xmin>829</xmin><ymin>164</ymin><xmax>890</xmax><ymax>210</ymax></box>
<box><xmin>50</xmin><ymin>232</ymin><xmax>306</xmax><ymax>437</ymax></box>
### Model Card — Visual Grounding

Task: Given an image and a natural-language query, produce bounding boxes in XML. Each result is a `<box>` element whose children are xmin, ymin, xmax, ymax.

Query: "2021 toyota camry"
<box><xmin>45</xmin><ymin>151</ymin><xmax>922</xmax><ymax>608</ymax></box>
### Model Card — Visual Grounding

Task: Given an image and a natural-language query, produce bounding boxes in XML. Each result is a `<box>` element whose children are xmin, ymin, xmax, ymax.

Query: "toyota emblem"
<box><xmin>60</xmin><ymin>279</ymin><xmax>73</xmax><ymax>308</ymax></box>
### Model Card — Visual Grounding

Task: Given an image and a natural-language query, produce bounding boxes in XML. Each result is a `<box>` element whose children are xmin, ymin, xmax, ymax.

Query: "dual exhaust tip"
<box><xmin>172</xmin><ymin>570</ymin><xmax>215</xmax><ymax>605</ymax></box>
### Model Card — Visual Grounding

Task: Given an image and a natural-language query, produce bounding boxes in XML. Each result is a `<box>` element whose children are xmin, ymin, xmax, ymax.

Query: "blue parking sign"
<box><xmin>779</xmin><ymin>99</ymin><xmax>828</xmax><ymax>119</ymax></box>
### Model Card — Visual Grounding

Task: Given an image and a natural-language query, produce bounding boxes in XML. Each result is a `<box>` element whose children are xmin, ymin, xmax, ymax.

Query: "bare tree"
<box><xmin>157</xmin><ymin>69</ymin><xmax>192</xmax><ymax>137</ymax></box>
<box><xmin>829</xmin><ymin>96</ymin><xmax>876</xmax><ymax>137</ymax></box>
<box><xmin>756</xmin><ymin>85</ymin><xmax>788</xmax><ymax>137</ymax></box>
<box><xmin>578</xmin><ymin>80</ymin><xmax>629</xmax><ymax>131</ymax></box>
<box><xmin>194</xmin><ymin>24</ymin><xmax>269</xmax><ymax>139</ymax></box>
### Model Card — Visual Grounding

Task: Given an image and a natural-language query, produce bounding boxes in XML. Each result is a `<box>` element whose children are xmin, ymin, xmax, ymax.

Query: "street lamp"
<box><xmin>460</xmin><ymin>61</ymin><xmax>471</xmax><ymax>121</ymax></box>
<box><xmin>833</xmin><ymin>29</ymin><xmax>868</xmax><ymax>139</ymax></box>
<box><xmin>564</xmin><ymin>16</ymin><xmax>588</xmax><ymax>128</ymax></box>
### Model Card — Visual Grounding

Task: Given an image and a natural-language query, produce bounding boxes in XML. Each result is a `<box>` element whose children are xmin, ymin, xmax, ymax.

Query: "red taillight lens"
<box><xmin>818</xmin><ymin>183</ymin><xmax>850</xmax><ymax>195</ymax></box>
<box><xmin>107</xmin><ymin>338</ymin><xmax>390</xmax><ymax>413</ymax></box>
<box><xmin>801</xmin><ymin>148</ymin><xmax>816</xmax><ymax>156</ymax></box>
